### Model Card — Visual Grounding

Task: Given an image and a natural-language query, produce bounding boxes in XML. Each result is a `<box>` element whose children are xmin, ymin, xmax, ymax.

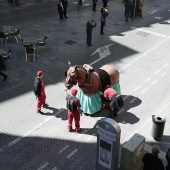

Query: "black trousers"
<box><xmin>63</xmin><ymin>7</ymin><xmax>67</xmax><ymax>18</ymax></box>
<box><xmin>100</xmin><ymin>25</ymin><xmax>104</xmax><ymax>33</ymax></box>
<box><xmin>0</xmin><ymin>71</ymin><xmax>7</xmax><ymax>79</ymax></box>
<box><xmin>92</xmin><ymin>2</ymin><xmax>96</xmax><ymax>11</ymax></box>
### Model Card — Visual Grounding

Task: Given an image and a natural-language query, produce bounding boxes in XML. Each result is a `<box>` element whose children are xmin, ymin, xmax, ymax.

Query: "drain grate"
<box><xmin>113</xmin><ymin>23</ymin><xmax>119</xmax><ymax>26</ymax></box>
<box><xmin>136</xmin><ymin>31</ymin><xmax>150</xmax><ymax>37</ymax></box>
<box><xmin>64</xmin><ymin>40</ymin><xmax>77</xmax><ymax>45</ymax></box>
<box><xmin>71</xmin><ymin>32</ymin><xmax>78</xmax><ymax>35</ymax></box>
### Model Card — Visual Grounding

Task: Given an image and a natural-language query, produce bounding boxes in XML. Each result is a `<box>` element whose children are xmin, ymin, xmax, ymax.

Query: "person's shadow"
<box><xmin>92</xmin><ymin>94</ymin><xmax>142</xmax><ymax>125</ymax></box>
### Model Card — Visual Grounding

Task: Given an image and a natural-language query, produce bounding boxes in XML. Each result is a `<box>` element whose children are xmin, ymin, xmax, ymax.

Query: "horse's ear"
<box><xmin>64</xmin><ymin>71</ymin><xmax>67</xmax><ymax>77</ymax></box>
<box><xmin>68</xmin><ymin>61</ymin><xmax>72</xmax><ymax>67</ymax></box>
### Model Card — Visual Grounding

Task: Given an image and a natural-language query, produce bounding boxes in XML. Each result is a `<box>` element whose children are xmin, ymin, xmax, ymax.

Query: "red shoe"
<box><xmin>76</xmin><ymin>128</ymin><xmax>81</xmax><ymax>133</ymax></box>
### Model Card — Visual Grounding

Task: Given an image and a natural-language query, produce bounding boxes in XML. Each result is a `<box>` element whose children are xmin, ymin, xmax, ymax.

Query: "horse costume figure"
<box><xmin>64</xmin><ymin>61</ymin><xmax>121</xmax><ymax>115</ymax></box>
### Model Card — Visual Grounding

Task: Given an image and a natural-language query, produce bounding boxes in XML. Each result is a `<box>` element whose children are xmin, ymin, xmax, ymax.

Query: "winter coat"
<box><xmin>142</xmin><ymin>153</ymin><xmax>164</xmax><ymax>170</ymax></box>
<box><xmin>0</xmin><ymin>55</ymin><xmax>6</xmax><ymax>72</ymax></box>
<box><xmin>101</xmin><ymin>10</ymin><xmax>108</xmax><ymax>26</ymax></box>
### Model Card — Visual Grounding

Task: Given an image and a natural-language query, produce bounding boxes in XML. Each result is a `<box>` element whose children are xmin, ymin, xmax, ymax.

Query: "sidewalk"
<box><xmin>0</xmin><ymin>0</ymin><xmax>170</xmax><ymax>169</ymax></box>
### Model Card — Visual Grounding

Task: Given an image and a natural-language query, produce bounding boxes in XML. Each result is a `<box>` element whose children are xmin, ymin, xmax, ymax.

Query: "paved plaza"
<box><xmin>0</xmin><ymin>0</ymin><xmax>170</xmax><ymax>169</ymax></box>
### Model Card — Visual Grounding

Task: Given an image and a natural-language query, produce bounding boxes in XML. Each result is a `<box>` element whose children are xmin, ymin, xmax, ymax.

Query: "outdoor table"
<box><xmin>3</xmin><ymin>26</ymin><xmax>13</xmax><ymax>33</ymax></box>
<box><xmin>23</xmin><ymin>37</ymin><xmax>37</xmax><ymax>44</ymax></box>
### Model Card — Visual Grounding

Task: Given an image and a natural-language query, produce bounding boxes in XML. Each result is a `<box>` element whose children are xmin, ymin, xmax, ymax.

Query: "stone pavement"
<box><xmin>0</xmin><ymin>0</ymin><xmax>170</xmax><ymax>169</ymax></box>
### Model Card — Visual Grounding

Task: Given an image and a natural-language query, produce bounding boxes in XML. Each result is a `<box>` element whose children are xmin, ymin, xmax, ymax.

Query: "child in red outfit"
<box><xmin>65</xmin><ymin>88</ymin><xmax>82</xmax><ymax>132</ymax></box>
<box><xmin>34</xmin><ymin>71</ymin><xmax>48</xmax><ymax>114</ymax></box>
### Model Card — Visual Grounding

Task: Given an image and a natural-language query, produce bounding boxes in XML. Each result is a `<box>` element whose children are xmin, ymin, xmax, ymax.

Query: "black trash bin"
<box><xmin>151</xmin><ymin>115</ymin><xmax>166</xmax><ymax>140</ymax></box>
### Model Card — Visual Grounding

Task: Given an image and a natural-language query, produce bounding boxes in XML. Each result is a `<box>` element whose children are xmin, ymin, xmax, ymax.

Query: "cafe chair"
<box><xmin>0</xmin><ymin>32</ymin><xmax>9</xmax><ymax>45</ymax></box>
<box><xmin>35</xmin><ymin>36</ymin><xmax>47</xmax><ymax>53</ymax></box>
<box><xmin>10</xmin><ymin>28</ymin><xmax>21</xmax><ymax>43</ymax></box>
<box><xmin>25</xmin><ymin>47</ymin><xmax>36</xmax><ymax>61</ymax></box>
<box><xmin>2</xmin><ymin>49</ymin><xmax>12</xmax><ymax>67</ymax></box>
<box><xmin>20</xmin><ymin>38</ymin><xmax>33</xmax><ymax>48</ymax></box>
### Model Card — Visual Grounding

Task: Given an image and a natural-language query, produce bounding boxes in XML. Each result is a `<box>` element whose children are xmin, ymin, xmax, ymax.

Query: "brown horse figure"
<box><xmin>64</xmin><ymin>61</ymin><xmax>120</xmax><ymax>115</ymax></box>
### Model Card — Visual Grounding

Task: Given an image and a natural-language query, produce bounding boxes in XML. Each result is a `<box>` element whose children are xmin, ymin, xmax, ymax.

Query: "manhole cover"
<box><xmin>113</xmin><ymin>23</ymin><xmax>119</xmax><ymax>26</ymax></box>
<box><xmin>64</xmin><ymin>40</ymin><xmax>77</xmax><ymax>45</ymax></box>
<box><xmin>71</xmin><ymin>32</ymin><xmax>78</xmax><ymax>35</ymax></box>
<box><xmin>136</xmin><ymin>31</ymin><xmax>150</xmax><ymax>37</ymax></box>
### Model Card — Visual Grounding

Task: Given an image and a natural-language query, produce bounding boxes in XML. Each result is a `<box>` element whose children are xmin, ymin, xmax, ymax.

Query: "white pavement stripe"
<box><xmin>145</xmin><ymin>77</ymin><xmax>151</xmax><ymax>82</ymax></box>
<box><xmin>78</xmin><ymin>129</ymin><xmax>88</xmax><ymax>138</ymax></box>
<box><xmin>123</xmin><ymin>95</ymin><xmax>129</xmax><ymax>100</ymax></box>
<box><xmin>51</xmin><ymin>167</ymin><xmax>58</xmax><ymax>170</ymax></box>
<box><xmin>85</xmin><ymin>135</ymin><xmax>94</xmax><ymax>142</ymax></box>
<box><xmin>131</xmin><ymin>27</ymin><xmax>167</xmax><ymax>38</ymax></box>
<box><xmin>130</xmin><ymin>98</ymin><xmax>138</xmax><ymax>104</ymax></box>
<box><xmin>161</xmin><ymin>72</ymin><xmax>167</xmax><ymax>77</ymax></box>
<box><xmin>141</xmin><ymin>89</ymin><xmax>148</xmax><ymax>94</ymax></box>
<box><xmin>150</xmin><ymin>10</ymin><xmax>157</xmax><ymax>14</ymax></box>
<box><xmin>0</xmin><ymin>109</ymin><xmax>65</xmax><ymax>152</ymax></box>
<box><xmin>37</xmin><ymin>162</ymin><xmax>49</xmax><ymax>170</ymax></box>
<box><xmin>154</xmin><ymin>70</ymin><xmax>160</xmax><ymax>74</ymax></box>
<box><xmin>66</xmin><ymin>149</ymin><xmax>78</xmax><ymax>159</ymax></box>
<box><xmin>118</xmin><ymin>108</ymin><xmax>125</xmax><ymax>114</ymax></box>
<box><xmin>134</xmin><ymin>86</ymin><xmax>142</xmax><ymax>91</ymax></box>
<box><xmin>144</xmin><ymin>144</ymin><xmax>166</xmax><ymax>160</ymax></box>
<box><xmin>152</xmin><ymin>80</ymin><xmax>158</xmax><ymax>85</ymax></box>
<box><xmin>147</xmin><ymin>9</ymin><xmax>154</xmax><ymax>13</ymax></box>
<box><xmin>120</xmin><ymin>36</ymin><xmax>170</xmax><ymax>72</ymax></box>
<box><xmin>58</xmin><ymin>144</ymin><xmax>70</xmax><ymax>154</ymax></box>
<box><xmin>163</xmin><ymin>63</ymin><xmax>168</xmax><ymax>67</ymax></box>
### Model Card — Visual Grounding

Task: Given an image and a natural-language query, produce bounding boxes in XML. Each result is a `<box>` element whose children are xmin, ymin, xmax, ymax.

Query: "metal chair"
<box><xmin>20</xmin><ymin>38</ymin><xmax>33</xmax><ymax>48</ymax></box>
<box><xmin>2</xmin><ymin>49</ymin><xmax>12</xmax><ymax>67</ymax></box>
<box><xmin>35</xmin><ymin>36</ymin><xmax>47</xmax><ymax>53</ymax></box>
<box><xmin>0</xmin><ymin>32</ymin><xmax>9</xmax><ymax>45</ymax></box>
<box><xmin>10</xmin><ymin>28</ymin><xmax>21</xmax><ymax>43</ymax></box>
<box><xmin>25</xmin><ymin>47</ymin><xmax>36</xmax><ymax>61</ymax></box>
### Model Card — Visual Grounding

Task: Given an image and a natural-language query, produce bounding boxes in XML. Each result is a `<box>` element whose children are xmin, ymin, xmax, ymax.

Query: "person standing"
<box><xmin>57</xmin><ymin>0</ymin><xmax>64</xmax><ymax>20</ymax></box>
<box><xmin>124</xmin><ymin>0</ymin><xmax>133</xmax><ymax>22</ymax></box>
<box><xmin>103</xmin><ymin>85</ymin><xmax>119</xmax><ymax>117</ymax></box>
<box><xmin>34</xmin><ymin>71</ymin><xmax>48</xmax><ymax>114</ymax></box>
<box><xmin>102</xmin><ymin>0</ymin><xmax>108</xmax><ymax>8</ymax></box>
<box><xmin>86</xmin><ymin>19</ymin><xmax>97</xmax><ymax>46</ymax></box>
<box><xmin>100</xmin><ymin>7</ymin><xmax>108</xmax><ymax>35</ymax></box>
<box><xmin>0</xmin><ymin>55</ymin><xmax>8</xmax><ymax>81</ymax></box>
<box><xmin>92</xmin><ymin>0</ymin><xmax>97</xmax><ymax>11</ymax></box>
<box><xmin>166</xmin><ymin>148</ymin><xmax>170</xmax><ymax>170</ymax></box>
<box><xmin>62</xmin><ymin>0</ymin><xmax>68</xmax><ymax>18</ymax></box>
<box><xmin>137</xmin><ymin>0</ymin><xmax>144</xmax><ymax>17</ymax></box>
<box><xmin>142</xmin><ymin>145</ymin><xmax>164</xmax><ymax>170</ymax></box>
<box><xmin>65</xmin><ymin>88</ymin><xmax>82</xmax><ymax>132</ymax></box>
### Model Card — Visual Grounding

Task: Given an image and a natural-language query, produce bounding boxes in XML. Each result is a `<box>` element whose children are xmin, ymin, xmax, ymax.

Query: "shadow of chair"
<box><xmin>35</xmin><ymin>36</ymin><xmax>47</xmax><ymax>53</ymax></box>
<box><xmin>0</xmin><ymin>32</ymin><xmax>9</xmax><ymax>45</ymax></box>
<box><xmin>10</xmin><ymin>28</ymin><xmax>21</xmax><ymax>43</ymax></box>
<box><xmin>2</xmin><ymin>49</ymin><xmax>12</xmax><ymax>68</ymax></box>
<box><xmin>25</xmin><ymin>47</ymin><xmax>36</xmax><ymax>61</ymax></box>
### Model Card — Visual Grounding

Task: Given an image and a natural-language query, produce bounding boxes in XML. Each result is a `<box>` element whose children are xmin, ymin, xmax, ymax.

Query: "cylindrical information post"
<box><xmin>151</xmin><ymin>115</ymin><xmax>166</xmax><ymax>140</ymax></box>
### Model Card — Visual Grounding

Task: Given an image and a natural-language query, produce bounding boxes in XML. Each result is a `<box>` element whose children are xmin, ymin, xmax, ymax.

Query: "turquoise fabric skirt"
<box><xmin>76</xmin><ymin>82</ymin><xmax>121</xmax><ymax>115</ymax></box>
<box><xmin>77</xmin><ymin>91</ymin><xmax>102</xmax><ymax>115</ymax></box>
<box><xmin>111</xmin><ymin>82</ymin><xmax>121</xmax><ymax>94</ymax></box>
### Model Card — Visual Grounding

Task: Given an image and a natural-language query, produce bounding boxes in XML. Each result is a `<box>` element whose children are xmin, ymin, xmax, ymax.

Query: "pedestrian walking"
<box><xmin>0</xmin><ymin>55</ymin><xmax>8</xmax><ymax>81</ymax></box>
<box><xmin>100</xmin><ymin>7</ymin><xmax>108</xmax><ymax>35</ymax></box>
<box><xmin>34</xmin><ymin>71</ymin><xmax>49</xmax><ymax>114</ymax></box>
<box><xmin>62</xmin><ymin>0</ymin><xmax>68</xmax><ymax>18</ymax></box>
<box><xmin>57</xmin><ymin>0</ymin><xmax>64</xmax><ymax>20</ymax></box>
<box><xmin>86</xmin><ymin>19</ymin><xmax>97</xmax><ymax>46</ymax></box>
<box><xmin>102</xmin><ymin>85</ymin><xmax>119</xmax><ymax>117</ymax></box>
<box><xmin>124</xmin><ymin>0</ymin><xmax>133</xmax><ymax>22</ymax></box>
<box><xmin>166</xmin><ymin>148</ymin><xmax>170</xmax><ymax>170</ymax></box>
<box><xmin>102</xmin><ymin>0</ymin><xmax>108</xmax><ymax>8</ymax></box>
<box><xmin>137</xmin><ymin>0</ymin><xmax>144</xmax><ymax>17</ymax></box>
<box><xmin>64</xmin><ymin>88</ymin><xmax>82</xmax><ymax>132</ymax></box>
<box><xmin>142</xmin><ymin>145</ymin><xmax>164</xmax><ymax>170</ymax></box>
<box><xmin>92</xmin><ymin>0</ymin><xmax>97</xmax><ymax>11</ymax></box>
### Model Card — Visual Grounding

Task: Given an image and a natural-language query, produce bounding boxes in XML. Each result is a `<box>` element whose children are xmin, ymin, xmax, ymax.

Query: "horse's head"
<box><xmin>64</xmin><ymin>61</ymin><xmax>78</xmax><ymax>89</ymax></box>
